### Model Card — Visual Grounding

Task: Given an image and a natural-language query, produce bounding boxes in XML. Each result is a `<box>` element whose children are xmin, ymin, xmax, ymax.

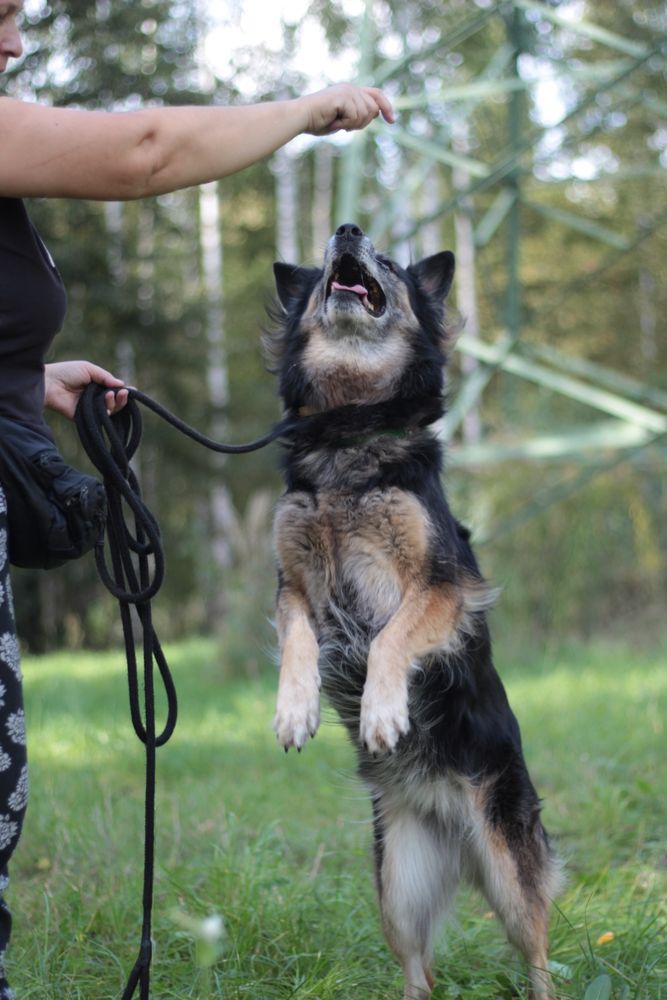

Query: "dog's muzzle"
<box><xmin>324</xmin><ymin>225</ymin><xmax>387</xmax><ymax>318</ymax></box>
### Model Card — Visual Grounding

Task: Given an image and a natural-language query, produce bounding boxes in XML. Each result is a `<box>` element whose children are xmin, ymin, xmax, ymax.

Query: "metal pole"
<box><xmin>504</xmin><ymin>4</ymin><xmax>524</xmax><ymax>417</ymax></box>
<box><xmin>337</xmin><ymin>0</ymin><xmax>374</xmax><ymax>224</ymax></box>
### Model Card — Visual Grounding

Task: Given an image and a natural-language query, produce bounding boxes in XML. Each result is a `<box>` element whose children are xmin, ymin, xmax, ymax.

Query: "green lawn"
<box><xmin>7</xmin><ymin>635</ymin><xmax>666</xmax><ymax>999</ymax></box>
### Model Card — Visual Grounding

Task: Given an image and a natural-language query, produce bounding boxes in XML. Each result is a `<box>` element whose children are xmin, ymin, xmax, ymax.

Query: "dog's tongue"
<box><xmin>332</xmin><ymin>280</ymin><xmax>367</xmax><ymax>297</ymax></box>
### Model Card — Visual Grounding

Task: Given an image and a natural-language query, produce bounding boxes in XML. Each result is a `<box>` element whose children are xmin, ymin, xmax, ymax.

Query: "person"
<box><xmin>0</xmin><ymin>2</ymin><xmax>395</xmax><ymax>994</ymax></box>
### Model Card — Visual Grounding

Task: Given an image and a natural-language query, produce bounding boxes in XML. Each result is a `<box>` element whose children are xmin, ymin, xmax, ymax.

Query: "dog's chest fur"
<box><xmin>275</xmin><ymin>483</ymin><xmax>429</xmax><ymax>636</ymax></box>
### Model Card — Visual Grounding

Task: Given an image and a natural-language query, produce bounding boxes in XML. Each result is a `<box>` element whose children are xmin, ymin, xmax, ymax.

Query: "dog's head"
<box><xmin>265</xmin><ymin>224</ymin><xmax>457</xmax><ymax>412</ymax></box>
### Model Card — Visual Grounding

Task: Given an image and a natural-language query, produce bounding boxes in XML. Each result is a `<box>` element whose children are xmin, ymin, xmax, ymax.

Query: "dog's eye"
<box><xmin>377</xmin><ymin>256</ymin><xmax>396</xmax><ymax>274</ymax></box>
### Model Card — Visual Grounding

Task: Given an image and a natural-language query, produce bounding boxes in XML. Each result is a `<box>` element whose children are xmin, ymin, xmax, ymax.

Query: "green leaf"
<box><xmin>584</xmin><ymin>974</ymin><xmax>613</xmax><ymax>1000</ymax></box>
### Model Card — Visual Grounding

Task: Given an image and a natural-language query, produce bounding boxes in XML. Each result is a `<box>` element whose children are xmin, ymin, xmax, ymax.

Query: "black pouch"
<box><xmin>0</xmin><ymin>415</ymin><xmax>107</xmax><ymax>570</ymax></box>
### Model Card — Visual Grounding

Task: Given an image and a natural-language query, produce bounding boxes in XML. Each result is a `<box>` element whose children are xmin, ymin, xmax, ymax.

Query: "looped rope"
<box><xmin>74</xmin><ymin>383</ymin><xmax>291</xmax><ymax>1000</ymax></box>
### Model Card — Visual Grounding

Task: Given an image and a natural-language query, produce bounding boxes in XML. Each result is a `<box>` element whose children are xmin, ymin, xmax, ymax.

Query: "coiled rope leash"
<box><xmin>75</xmin><ymin>383</ymin><xmax>293</xmax><ymax>1000</ymax></box>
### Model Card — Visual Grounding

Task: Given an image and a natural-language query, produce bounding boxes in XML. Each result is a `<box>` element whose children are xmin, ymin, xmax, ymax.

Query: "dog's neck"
<box><xmin>283</xmin><ymin>396</ymin><xmax>445</xmax><ymax>450</ymax></box>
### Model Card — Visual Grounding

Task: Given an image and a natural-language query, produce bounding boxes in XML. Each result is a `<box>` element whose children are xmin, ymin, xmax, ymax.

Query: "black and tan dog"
<box><xmin>266</xmin><ymin>223</ymin><xmax>562</xmax><ymax>1000</ymax></box>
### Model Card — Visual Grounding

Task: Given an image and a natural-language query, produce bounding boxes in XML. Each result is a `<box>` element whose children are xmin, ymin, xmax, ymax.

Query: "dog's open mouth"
<box><xmin>326</xmin><ymin>253</ymin><xmax>387</xmax><ymax>317</ymax></box>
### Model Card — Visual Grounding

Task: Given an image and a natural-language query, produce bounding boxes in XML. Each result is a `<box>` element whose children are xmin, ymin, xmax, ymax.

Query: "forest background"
<box><xmin>4</xmin><ymin>0</ymin><xmax>666</xmax><ymax>661</ymax></box>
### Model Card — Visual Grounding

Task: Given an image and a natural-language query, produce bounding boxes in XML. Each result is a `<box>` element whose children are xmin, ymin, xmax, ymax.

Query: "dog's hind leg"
<box><xmin>466</xmin><ymin>778</ymin><xmax>563</xmax><ymax>1000</ymax></box>
<box><xmin>373</xmin><ymin>797</ymin><xmax>460</xmax><ymax>1000</ymax></box>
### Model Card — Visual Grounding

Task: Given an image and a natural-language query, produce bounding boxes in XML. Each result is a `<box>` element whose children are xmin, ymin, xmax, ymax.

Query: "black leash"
<box><xmin>73</xmin><ymin>383</ymin><xmax>443</xmax><ymax>997</ymax></box>
<box><xmin>74</xmin><ymin>383</ymin><xmax>293</xmax><ymax>999</ymax></box>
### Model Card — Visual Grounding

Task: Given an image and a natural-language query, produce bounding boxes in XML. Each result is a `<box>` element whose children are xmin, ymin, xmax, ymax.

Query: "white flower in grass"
<box><xmin>5</xmin><ymin>710</ymin><xmax>25</xmax><ymax>746</ymax></box>
<box><xmin>0</xmin><ymin>747</ymin><xmax>10</xmax><ymax>773</ymax></box>
<box><xmin>0</xmin><ymin>815</ymin><xmax>17</xmax><ymax>851</ymax></box>
<box><xmin>8</xmin><ymin>765</ymin><xmax>28</xmax><ymax>813</ymax></box>
<box><xmin>0</xmin><ymin>634</ymin><xmax>20</xmax><ymax>680</ymax></box>
<box><xmin>0</xmin><ymin>582</ymin><xmax>4</xmax><ymax>607</ymax></box>
<box><xmin>170</xmin><ymin>909</ymin><xmax>225</xmax><ymax>968</ymax></box>
<box><xmin>0</xmin><ymin>681</ymin><xmax>5</xmax><ymax>709</ymax></box>
<box><xmin>200</xmin><ymin>915</ymin><xmax>224</xmax><ymax>944</ymax></box>
<box><xmin>0</xmin><ymin>488</ymin><xmax>6</xmax><ymax>513</ymax></box>
<box><xmin>0</xmin><ymin>529</ymin><xmax>6</xmax><ymax>573</ymax></box>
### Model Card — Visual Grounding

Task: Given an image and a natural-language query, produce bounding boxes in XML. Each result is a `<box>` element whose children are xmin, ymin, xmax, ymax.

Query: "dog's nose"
<box><xmin>335</xmin><ymin>223</ymin><xmax>364</xmax><ymax>240</ymax></box>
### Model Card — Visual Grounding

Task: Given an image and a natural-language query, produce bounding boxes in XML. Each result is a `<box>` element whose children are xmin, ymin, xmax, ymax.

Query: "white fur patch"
<box><xmin>273</xmin><ymin>673</ymin><xmax>321</xmax><ymax>750</ymax></box>
<box><xmin>360</xmin><ymin>670</ymin><xmax>411</xmax><ymax>753</ymax></box>
<box><xmin>378</xmin><ymin>805</ymin><xmax>463</xmax><ymax>1000</ymax></box>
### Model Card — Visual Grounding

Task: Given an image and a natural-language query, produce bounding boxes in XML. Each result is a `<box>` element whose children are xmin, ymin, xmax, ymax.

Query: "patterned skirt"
<box><xmin>0</xmin><ymin>484</ymin><xmax>28</xmax><ymax>999</ymax></box>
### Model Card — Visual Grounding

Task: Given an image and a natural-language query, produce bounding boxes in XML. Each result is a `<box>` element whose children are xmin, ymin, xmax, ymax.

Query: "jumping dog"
<box><xmin>266</xmin><ymin>223</ymin><xmax>562</xmax><ymax>1000</ymax></box>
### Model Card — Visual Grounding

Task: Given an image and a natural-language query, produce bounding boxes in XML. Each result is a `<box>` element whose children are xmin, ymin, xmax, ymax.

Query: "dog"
<box><xmin>266</xmin><ymin>223</ymin><xmax>562</xmax><ymax>1000</ymax></box>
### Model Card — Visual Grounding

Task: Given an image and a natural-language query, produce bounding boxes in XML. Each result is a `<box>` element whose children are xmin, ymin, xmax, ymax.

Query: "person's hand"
<box><xmin>44</xmin><ymin>361</ymin><xmax>129</xmax><ymax>420</ymax></box>
<box><xmin>299</xmin><ymin>84</ymin><xmax>395</xmax><ymax>136</ymax></box>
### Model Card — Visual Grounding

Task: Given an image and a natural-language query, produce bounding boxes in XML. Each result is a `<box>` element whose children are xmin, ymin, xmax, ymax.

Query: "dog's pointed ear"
<box><xmin>273</xmin><ymin>262</ymin><xmax>319</xmax><ymax>311</ymax></box>
<box><xmin>408</xmin><ymin>251</ymin><xmax>455</xmax><ymax>301</ymax></box>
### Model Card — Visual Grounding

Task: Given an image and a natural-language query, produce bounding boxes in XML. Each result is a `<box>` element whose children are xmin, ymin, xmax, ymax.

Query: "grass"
<box><xmin>7</xmin><ymin>634</ymin><xmax>667</xmax><ymax>999</ymax></box>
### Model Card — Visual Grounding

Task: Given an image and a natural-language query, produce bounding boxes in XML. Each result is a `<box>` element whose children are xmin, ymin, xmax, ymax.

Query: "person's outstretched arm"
<box><xmin>0</xmin><ymin>85</ymin><xmax>394</xmax><ymax>201</ymax></box>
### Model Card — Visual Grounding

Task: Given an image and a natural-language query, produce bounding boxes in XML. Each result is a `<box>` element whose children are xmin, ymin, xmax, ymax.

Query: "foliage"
<box><xmin>3</xmin><ymin>0</ymin><xmax>666</xmax><ymax>648</ymax></box>
<box><xmin>8</xmin><ymin>635</ymin><xmax>667</xmax><ymax>997</ymax></box>
<box><xmin>449</xmin><ymin>457</ymin><xmax>667</xmax><ymax>641</ymax></box>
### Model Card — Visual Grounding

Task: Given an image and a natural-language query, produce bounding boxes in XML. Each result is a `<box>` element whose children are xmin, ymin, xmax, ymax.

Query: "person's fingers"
<box><xmin>85</xmin><ymin>362</ymin><xmax>125</xmax><ymax>388</ymax></box>
<box><xmin>347</xmin><ymin>91</ymin><xmax>377</xmax><ymax>129</ymax></box>
<box><xmin>115</xmin><ymin>387</ymin><xmax>129</xmax><ymax>409</ymax></box>
<box><xmin>105</xmin><ymin>387</ymin><xmax>129</xmax><ymax>415</ymax></box>
<box><xmin>363</xmin><ymin>86</ymin><xmax>395</xmax><ymax>124</ymax></box>
<box><xmin>347</xmin><ymin>88</ymin><xmax>392</xmax><ymax>129</ymax></box>
<box><xmin>304</xmin><ymin>84</ymin><xmax>394</xmax><ymax>135</ymax></box>
<box><xmin>331</xmin><ymin>91</ymin><xmax>374</xmax><ymax>133</ymax></box>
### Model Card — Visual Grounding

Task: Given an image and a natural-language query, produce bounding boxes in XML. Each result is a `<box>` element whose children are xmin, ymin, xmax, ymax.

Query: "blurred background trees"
<box><xmin>4</xmin><ymin>0</ymin><xmax>666</xmax><ymax>657</ymax></box>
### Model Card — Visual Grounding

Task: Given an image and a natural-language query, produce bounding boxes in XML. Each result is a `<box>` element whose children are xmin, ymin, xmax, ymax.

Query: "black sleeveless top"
<box><xmin>0</xmin><ymin>198</ymin><xmax>67</xmax><ymax>433</ymax></box>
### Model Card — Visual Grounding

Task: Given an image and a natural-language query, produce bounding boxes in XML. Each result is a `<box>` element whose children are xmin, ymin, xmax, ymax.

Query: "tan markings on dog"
<box><xmin>299</xmin><ymin>288</ymin><xmax>419</xmax><ymax>402</ymax></box>
<box><xmin>302</xmin><ymin>286</ymin><xmax>324</xmax><ymax>321</ymax></box>
<box><xmin>379</xmin><ymin>777</ymin><xmax>556</xmax><ymax>1000</ymax></box>
<box><xmin>466</xmin><ymin>782</ymin><xmax>556</xmax><ymax>1000</ymax></box>
<box><xmin>275</xmin><ymin>488</ymin><xmax>431</xmax><ymax>630</ymax></box>
<box><xmin>301</xmin><ymin>330</ymin><xmax>412</xmax><ymax>407</ymax></box>
<box><xmin>393</xmin><ymin>281</ymin><xmax>417</xmax><ymax>320</ymax></box>
<box><xmin>272</xmin><ymin>587</ymin><xmax>321</xmax><ymax>750</ymax></box>
<box><xmin>274</xmin><ymin>492</ymin><xmax>336</xmax><ymax>598</ymax></box>
<box><xmin>275</xmin><ymin>487</ymin><xmax>490</xmax><ymax>754</ymax></box>
<box><xmin>340</xmin><ymin>490</ymin><xmax>429</xmax><ymax>617</ymax></box>
<box><xmin>361</xmin><ymin>582</ymin><xmax>464</xmax><ymax>753</ymax></box>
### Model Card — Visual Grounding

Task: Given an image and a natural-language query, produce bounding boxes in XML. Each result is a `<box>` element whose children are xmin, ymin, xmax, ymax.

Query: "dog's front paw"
<box><xmin>359</xmin><ymin>678</ymin><xmax>410</xmax><ymax>754</ymax></box>
<box><xmin>273</xmin><ymin>678</ymin><xmax>320</xmax><ymax>752</ymax></box>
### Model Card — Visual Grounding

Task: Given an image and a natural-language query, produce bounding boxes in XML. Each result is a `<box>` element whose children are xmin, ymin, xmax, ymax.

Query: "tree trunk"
<box><xmin>272</xmin><ymin>148</ymin><xmax>300</xmax><ymax>263</ymax></box>
<box><xmin>452</xmin><ymin>122</ymin><xmax>482</xmax><ymax>444</ymax></box>
<box><xmin>312</xmin><ymin>142</ymin><xmax>334</xmax><ymax>260</ymax></box>
<box><xmin>199</xmin><ymin>181</ymin><xmax>235</xmax><ymax>626</ymax></box>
